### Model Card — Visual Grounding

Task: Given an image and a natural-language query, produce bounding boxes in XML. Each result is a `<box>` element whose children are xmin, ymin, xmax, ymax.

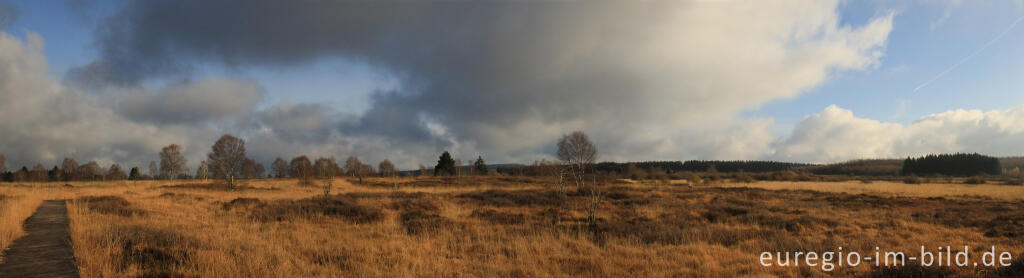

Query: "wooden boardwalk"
<box><xmin>0</xmin><ymin>200</ymin><xmax>79</xmax><ymax>277</ymax></box>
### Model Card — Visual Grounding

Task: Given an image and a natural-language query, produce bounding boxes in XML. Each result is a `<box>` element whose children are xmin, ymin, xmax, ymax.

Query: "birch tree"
<box><xmin>207</xmin><ymin>134</ymin><xmax>247</xmax><ymax>188</ymax></box>
<box><xmin>160</xmin><ymin>144</ymin><xmax>188</xmax><ymax>180</ymax></box>
<box><xmin>556</xmin><ymin>131</ymin><xmax>599</xmax><ymax>228</ymax></box>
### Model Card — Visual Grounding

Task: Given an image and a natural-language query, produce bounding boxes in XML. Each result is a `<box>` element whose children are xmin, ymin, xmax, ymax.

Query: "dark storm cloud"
<box><xmin>110</xmin><ymin>78</ymin><xmax>264</xmax><ymax>125</ymax></box>
<box><xmin>257</xmin><ymin>103</ymin><xmax>343</xmax><ymax>143</ymax></box>
<box><xmin>67</xmin><ymin>0</ymin><xmax>895</xmax><ymax>164</ymax></box>
<box><xmin>0</xmin><ymin>0</ymin><xmax>18</xmax><ymax>29</ymax></box>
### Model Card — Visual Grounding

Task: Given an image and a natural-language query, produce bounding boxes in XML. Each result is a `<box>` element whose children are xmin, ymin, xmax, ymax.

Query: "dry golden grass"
<box><xmin>0</xmin><ymin>177</ymin><xmax>1022</xmax><ymax>276</ymax></box>
<box><xmin>723</xmin><ymin>180</ymin><xmax>1024</xmax><ymax>201</ymax></box>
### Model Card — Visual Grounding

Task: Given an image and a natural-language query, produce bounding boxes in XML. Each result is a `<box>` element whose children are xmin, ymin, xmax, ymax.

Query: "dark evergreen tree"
<box><xmin>434</xmin><ymin>151</ymin><xmax>456</xmax><ymax>176</ymax></box>
<box><xmin>49</xmin><ymin>166</ymin><xmax>60</xmax><ymax>181</ymax></box>
<box><xmin>128</xmin><ymin>167</ymin><xmax>142</xmax><ymax>180</ymax></box>
<box><xmin>474</xmin><ymin>156</ymin><xmax>488</xmax><ymax>175</ymax></box>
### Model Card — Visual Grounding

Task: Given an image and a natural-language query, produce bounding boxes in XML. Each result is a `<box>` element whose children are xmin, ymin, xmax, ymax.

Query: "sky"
<box><xmin>1</xmin><ymin>0</ymin><xmax>1024</xmax><ymax>171</ymax></box>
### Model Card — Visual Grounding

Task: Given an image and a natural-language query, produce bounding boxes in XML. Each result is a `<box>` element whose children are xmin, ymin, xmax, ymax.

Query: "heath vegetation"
<box><xmin>0</xmin><ymin>133</ymin><xmax>1023</xmax><ymax>277</ymax></box>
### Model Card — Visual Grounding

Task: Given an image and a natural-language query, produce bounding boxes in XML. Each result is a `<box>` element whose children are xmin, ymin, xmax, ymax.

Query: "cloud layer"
<box><xmin>63</xmin><ymin>0</ymin><xmax>894</xmax><ymax>165</ymax></box>
<box><xmin>1</xmin><ymin>0</ymin><xmax>1020</xmax><ymax>171</ymax></box>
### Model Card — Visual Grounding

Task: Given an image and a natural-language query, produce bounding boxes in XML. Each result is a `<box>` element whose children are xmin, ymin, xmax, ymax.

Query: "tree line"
<box><xmin>589</xmin><ymin>160</ymin><xmax>807</xmax><ymax>174</ymax></box>
<box><xmin>901</xmin><ymin>153</ymin><xmax>1002</xmax><ymax>176</ymax></box>
<box><xmin>0</xmin><ymin>134</ymin><xmax>492</xmax><ymax>186</ymax></box>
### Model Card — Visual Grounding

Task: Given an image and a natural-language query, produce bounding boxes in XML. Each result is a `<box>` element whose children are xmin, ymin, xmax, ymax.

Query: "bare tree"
<box><xmin>290</xmin><ymin>156</ymin><xmax>313</xmax><ymax>184</ymax></box>
<box><xmin>80</xmin><ymin>161</ymin><xmax>101</xmax><ymax>181</ymax></box>
<box><xmin>241</xmin><ymin>158</ymin><xmax>264</xmax><ymax>179</ymax></box>
<box><xmin>312</xmin><ymin>157</ymin><xmax>336</xmax><ymax>178</ymax></box>
<box><xmin>378</xmin><ymin>159</ymin><xmax>397</xmax><ymax>189</ymax></box>
<box><xmin>537</xmin><ymin>159</ymin><xmax>567</xmax><ymax>196</ymax></box>
<box><xmin>253</xmin><ymin>161</ymin><xmax>265</xmax><ymax>178</ymax></box>
<box><xmin>345</xmin><ymin>156</ymin><xmax>366</xmax><ymax>184</ymax></box>
<box><xmin>378</xmin><ymin>159</ymin><xmax>396</xmax><ymax>177</ymax></box>
<box><xmin>107</xmin><ymin>164</ymin><xmax>127</xmax><ymax>180</ymax></box>
<box><xmin>29</xmin><ymin>163</ymin><xmax>47</xmax><ymax>182</ymax></box>
<box><xmin>454</xmin><ymin>159</ymin><xmax>462</xmax><ymax>178</ymax></box>
<box><xmin>556</xmin><ymin>131</ymin><xmax>599</xmax><ymax>228</ymax></box>
<box><xmin>207</xmin><ymin>134</ymin><xmax>247</xmax><ymax>188</ymax></box>
<box><xmin>272</xmin><ymin>157</ymin><xmax>289</xmax><ymax>178</ymax></box>
<box><xmin>62</xmin><ymin>158</ymin><xmax>78</xmax><ymax>181</ymax></box>
<box><xmin>557</xmin><ymin>131</ymin><xmax>597</xmax><ymax>190</ymax></box>
<box><xmin>195</xmin><ymin>161</ymin><xmax>210</xmax><ymax>180</ymax></box>
<box><xmin>314</xmin><ymin>157</ymin><xmax>339</xmax><ymax>195</ymax></box>
<box><xmin>361</xmin><ymin>163</ymin><xmax>376</xmax><ymax>179</ymax></box>
<box><xmin>12</xmin><ymin>167</ymin><xmax>27</xmax><ymax>182</ymax></box>
<box><xmin>159</xmin><ymin>144</ymin><xmax>188</xmax><ymax>180</ymax></box>
<box><xmin>418</xmin><ymin>164</ymin><xmax>428</xmax><ymax>176</ymax></box>
<box><xmin>148</xmin><ymin>161</ymin><xmax>159</xmax><ymax>179</ymax></box>
<box><xmin>0</xmin><ymin>153</ymin><xmax>6</xmax><ymax>173</ymax></box>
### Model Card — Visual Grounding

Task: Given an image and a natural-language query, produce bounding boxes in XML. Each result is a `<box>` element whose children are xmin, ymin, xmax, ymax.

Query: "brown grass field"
<box><xmin>1</xmin><ymin>177</ymin><xmax>1023</xmax><ymax>277</ymax></box>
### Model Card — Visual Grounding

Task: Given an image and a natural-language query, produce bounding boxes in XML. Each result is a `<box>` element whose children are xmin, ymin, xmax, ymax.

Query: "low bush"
<box><xmin>470</xmin><ymin>209</ymin><xmax>525</xmax><ymax>225</ymax></box>
<box><xmin>902</xmin><ymin>176</ymin><xmax>922</xmax><ymax>184</ymax></box>
<box><xmin>388</xmin><ymin>197</ymin><xmax>441</xmax><ymax>213</ymax></box>
<box><xmin>964</xmin><ymin>176</ymin><xmax>986</xmax><ymax>184</ymax></box>
<box><xmin>105</xmin><ymin>225</ymin><xmax>198</xmax><ymax>277</ymax></box>
<box><xmin>251</xmin><ymin>195</ymin><xmax>383</xmax><ymax>223</ymax></box>
<box><xmin>222</xmin><ymin>197</ymin><xmax>262</xmax><ymax>210</ymax></box>
<box><xmin>457</xmin><ymin>189</ymin><xmax>564</xmax><ymax>207</ymax></box>
<box><xmin>734</xmin><ymin>172</ymin><xmax>755</xmax><ymax>183</ymax></box>
<box><xmin>77</xmin><ymin>196</ymin><xmax>146</xmax><ymax>217</ymax></box>
<box><xmin>399</xmin><ymin>210</ymin><xmax>451</xmax><ymax>235</ymax></box>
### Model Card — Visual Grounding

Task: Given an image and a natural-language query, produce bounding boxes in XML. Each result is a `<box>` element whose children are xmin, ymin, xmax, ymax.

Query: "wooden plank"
<box><xmin>0</xmin><ymin>200</ymin><xmax>80</xmax><ymax>278</ymax></box>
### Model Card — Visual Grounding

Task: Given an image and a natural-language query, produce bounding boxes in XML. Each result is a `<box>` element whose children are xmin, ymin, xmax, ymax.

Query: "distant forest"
<box><xmin>3</xmin><ymin>151</ymin><xmax>1017</xmax><ymax>182</ymax></box>
<box><xmin>579</xmin><ymin>154</ymin><xmax>1008</xmax><ymax>178</ymax></box>
<box><xmin>803</xmin><ymin>159</ymin><xmax>903</xmax><ymax>176</ymax></box>
<box><xmin>901</xmin><ymin>153</ymin><xmax>1002</xmax><ymax>176</ymax></box>
<box><xmin>593</xmin><ymin>160</ymin><xmax>810</xmax><ymax>174</ymax></box>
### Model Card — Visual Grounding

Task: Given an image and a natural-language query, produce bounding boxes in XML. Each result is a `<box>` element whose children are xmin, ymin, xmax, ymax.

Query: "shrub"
<box><xmin>864</xmin><ymin>265</ymin><xmax>957</xmax><ymax>277</ymax></box>
<box><xmin>104</xmin><ymin>225</ymin><xmax>198</xmax><ymax>277</ymax></box>
<box><xmin>687</xmin><ymin>173</ymin><xmax>703</xmax><ymax>186</ymax></box>
<box><xmin>388</xmin><ymin>198</ymin><xmax>442</xmax><ymax>212</ymax></box>
<box><xmin>535</xmin><ymin>208</ymin><xmax>564</xmax><ymax>226</ymax></box>
<box><xmin>457</xmin><ymin>189</ymin><xmax>564</xmax><ymax>207</ymax></box>
<box><xmin>252</xmin><ymin>195</ymin><xmax>383</xmax><ymax>223</ymax></box>
<box><xmin>471</xmin><ymin>209</ymin><xmax>525</xmax><ymax>225</ymax></box>
<box><xmin>77</xmin><ymin>196</ymin><xmax>146</xmax><ymax>217</ymax></box>
<box><xmin>222</xmin><ymin>197</ymin><xmax>262</xmax><ymax>210</ymax></box>
<box><xmin>964</xmin><ymin>176</ymin><xmax>986</xmax><ymax>184</ymax></box>
<box><xmin>399</xmin><ymin>210</ymin><xmax>451</xmax><ymax>235</ymax></box>
<box><xmin>734</xmin><ymin>172</ymin><xmax>754</xmax><ymax>183</ymax></box>
<box><xmin>1005</xmin><ymin>179</ymin><xmax>1024</xmax><ymax>186</ymax></box>
<box><xmin>902</xmin><ymin>176</ymin><xmax>922</xmax><ymax>184</ymax></box>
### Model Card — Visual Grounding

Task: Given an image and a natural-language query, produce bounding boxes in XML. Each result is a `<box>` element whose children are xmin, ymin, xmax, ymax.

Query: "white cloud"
<box><xmin>0</xmin><ymin>31</ymin><xmax>195</xmax><ymax>167</ymax></box>
<box><xmin>773</xmin><ymin>105</ymin><xmax>1024</xmax><ymax>163</ymax></box>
